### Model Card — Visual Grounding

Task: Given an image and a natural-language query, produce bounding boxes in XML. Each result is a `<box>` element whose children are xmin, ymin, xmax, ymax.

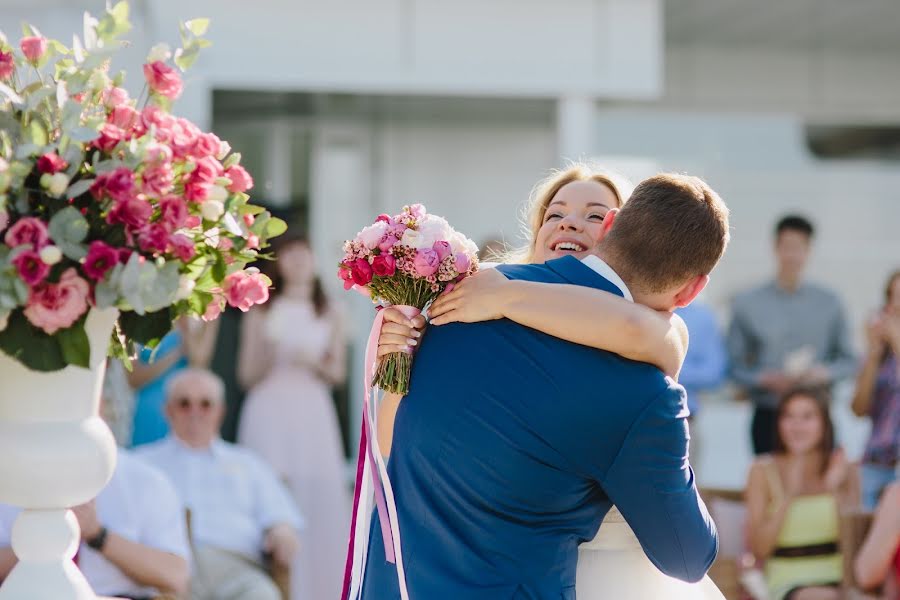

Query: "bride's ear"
<box><xmin>673</xmin><ymin>274</ymin><xmax>709</xmax><ymax>308</ymax></box>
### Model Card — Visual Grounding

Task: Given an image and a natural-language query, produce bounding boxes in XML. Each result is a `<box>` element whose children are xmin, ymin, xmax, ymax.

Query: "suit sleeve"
<box><xmin>601</xmin><ymin>383</ymin><xmax>718</xmax><ymax>583</ymax></box>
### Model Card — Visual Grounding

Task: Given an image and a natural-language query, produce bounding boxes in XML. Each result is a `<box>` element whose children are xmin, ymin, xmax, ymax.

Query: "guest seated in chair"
<box><xmin>0</xmin><ymin>447</ymin><xmax>190</xmax><ymax>600</ymax></box>
<box><xmin>137</xmin><ymin>368</ymin><xmax>303</xmax><ymax>600</ymax></box>
<box><xmin>745</xmin><ymin>386</ymin><xmax>859</xmax><ymax>600</ymax></box>
<box><xmin>855</xmin><ymin>482</ymin><xmax>900</xmax><ymax>599</ymax></box>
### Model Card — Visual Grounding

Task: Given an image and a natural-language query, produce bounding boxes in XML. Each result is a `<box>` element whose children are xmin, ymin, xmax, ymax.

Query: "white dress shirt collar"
<box><xmin>581</xmin><ymin>255</ymin><xmax>634</xmax><ymax>302</ymax></box>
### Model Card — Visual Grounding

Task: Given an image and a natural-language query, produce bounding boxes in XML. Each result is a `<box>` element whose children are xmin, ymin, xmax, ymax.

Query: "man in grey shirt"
<box><xmin>728</xmin><ymin>215</ymin><xmax>856</xmax><ymax>454</ymax></box>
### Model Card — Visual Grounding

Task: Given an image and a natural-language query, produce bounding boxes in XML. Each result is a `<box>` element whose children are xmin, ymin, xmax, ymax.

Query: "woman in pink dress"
<box><xmin>238</xmin><ymin>234</ymin><xmax>350</xmax><ymax>600</ymax></box>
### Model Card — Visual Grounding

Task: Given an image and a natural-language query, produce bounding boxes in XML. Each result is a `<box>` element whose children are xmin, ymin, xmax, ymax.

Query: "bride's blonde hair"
<box><xmin>501</xmin><ymin>162</ymin><xmax>632</xmax><ymax>264</ymax></box>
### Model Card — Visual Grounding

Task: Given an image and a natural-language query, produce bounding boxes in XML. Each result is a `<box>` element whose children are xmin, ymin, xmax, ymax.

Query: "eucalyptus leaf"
<box><xmin>173</xmin><ymin>46</ymin><xmax>200</xmax><ymax>72</ymax></box>
<box><xmin>0</xmin><ymin>83</ymin><xmax>24</xmax><ymax>106</ymax></box>
<box><xmin>65</xmin><ymin>178</ymin><xmax>94</xmax><ymax>199</ymax></box>
<box><xmin>61</xmin><ymin>100</ymin><xmax>84</xmax><ymax>130</ymax></box>
<box><xmin>119</xmin><ymin>256</ymin><xmax>181</xmax><ymax>315</ymax></box>
<box><xmin>49</xmin><ymin>205</ymin><xmax>89</xmax><ymax>247</ymax></box>
<box><xmin>94</xmin><ymin>263</ymin><xmax>123</xmax><ymax>309</ymax></box>
<box><xmin>69</xmin><ymin>126</ymin><xmax>100</xmax><ymax>143</ymax></box>
<box><xmin>27</xmin><ymin>120</ymin><xmax>48</xmax><ymax>146</ymax></box>
<box><xmin>14</xmin><ymin>144</ymin><xmax>40</xmax><ymax>160</ymax></box>
<box><xmin>21</xmin><ymin>23</ymin><xmax>35</xmax><ymax>38</ymax></box>
<box><xmin>264</xmin><ymin>217</ymin><xmax>287</xmax><ymax>239</ymax></box>
<box><xmin>222</xmin><ymin>152</ymin><xmax>241</xmax><ymax>170</ymax></box>
<box><xmin>56</xmin><ymin>80</ymin><xmax>69</xmax><ymax>109</ymax></box>
<box><xmin>184</xmin><ymin>18</ymin><xmax>210</xmax><ymax>37</ymax></box>
<box><xmin>26</xmin><ymin>87</ymin><xmax>55</xmax><ymax>111</ymax></box>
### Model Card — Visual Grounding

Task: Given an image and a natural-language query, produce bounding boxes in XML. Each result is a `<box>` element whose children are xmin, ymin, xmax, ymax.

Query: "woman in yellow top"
<box><xmin>746</xmin><ymin>386</ymin><xmax>860</xmax><ymax>600</ymax></box>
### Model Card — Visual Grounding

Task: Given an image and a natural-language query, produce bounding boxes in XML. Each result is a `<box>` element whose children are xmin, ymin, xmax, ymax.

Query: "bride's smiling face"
<box><xmin>533</xmin><ymin>180</ymin><xmax>618</xmax><ymax>263</ymax></box>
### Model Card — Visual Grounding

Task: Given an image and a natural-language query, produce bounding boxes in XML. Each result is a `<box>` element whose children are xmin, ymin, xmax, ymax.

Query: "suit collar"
<box><xmin>543</xmin><ymin>255</ymin><xmax>629</xmax><ymax>299</ymax></box>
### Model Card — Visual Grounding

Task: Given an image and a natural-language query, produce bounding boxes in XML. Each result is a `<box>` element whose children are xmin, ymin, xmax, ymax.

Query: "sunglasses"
<box><xmin>174</xmin><ymin>397</ymin><xmax>215</xmax><ymax>412</ymax></box>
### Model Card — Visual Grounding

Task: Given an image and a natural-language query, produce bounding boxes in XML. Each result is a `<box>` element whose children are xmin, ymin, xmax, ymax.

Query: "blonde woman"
<box><xmin>373</xmin><ymin>164</ymin><xmax>725</xmax><ymax>599</ymax></box>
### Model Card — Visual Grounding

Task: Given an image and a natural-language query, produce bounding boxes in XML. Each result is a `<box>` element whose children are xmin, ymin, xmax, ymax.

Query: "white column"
<box><xmin>556</xmin><ymin>95</ymin><xmax>596</xmax><ymax>164</ymax></box>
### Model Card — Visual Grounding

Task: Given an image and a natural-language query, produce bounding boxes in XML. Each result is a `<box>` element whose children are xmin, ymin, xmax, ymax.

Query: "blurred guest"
<box><xmin>745</xmin><ymin>387</ymin><xmax>859</xmax><ymax>600</ymax></box>
<box><xmin>137</xmin><ymin>368</ymin><xmax>303</xmax><ymax>600</ymax></box>
<box><xmin>852</xmin><ymin>270</ymin><xmax>900</xmax><ymax>509</ymax></box>
<box><xmin>237</xmin><ymin>233</ymin><xmax>350</xmax><ymax>600</ymax></box>
<box><xmin>854</xmin><ymin>482</ymin><xmax>900</xmax><ymax>598</ymax></box>
<box><xmin>0</xmin><ymin>449</ymin><xmax>189</xmax><ymax>600</ymax></box>
<box><xmin>675</xmin><ymin>298</ymin><xmax>728</xmax><ymax>416</ymax></box>
<box><xmin>128</xmin><ymin>317</ymin><xmax>219</xmax><ymax>447</ymax></box>
<box><xmin>728</xmin><ymin>215</ymin><xmax>856</xmax><ymax>455</ymax></box>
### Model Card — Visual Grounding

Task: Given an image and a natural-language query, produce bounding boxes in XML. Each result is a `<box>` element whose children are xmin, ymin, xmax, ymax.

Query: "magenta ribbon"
<box><xmin>341</xmin><ymin>305</ymin><xmax>420</xmax><ymax>600</ymax></box>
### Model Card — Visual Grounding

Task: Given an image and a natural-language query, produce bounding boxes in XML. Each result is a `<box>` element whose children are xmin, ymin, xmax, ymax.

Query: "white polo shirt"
<box><xmin>0</xmin><ymin>449</ymin><xmax>189</xmax><ymax>598</ymax></box>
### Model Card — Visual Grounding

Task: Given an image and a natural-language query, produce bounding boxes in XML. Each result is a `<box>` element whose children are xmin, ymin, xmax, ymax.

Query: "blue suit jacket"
<box><xmin>362</xmin><ymin>257</ymin><xmax>718</xmax><ymax>600</ymax></box>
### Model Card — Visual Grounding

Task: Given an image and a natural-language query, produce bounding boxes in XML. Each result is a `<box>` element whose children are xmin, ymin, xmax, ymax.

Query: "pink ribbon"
<box><xmin>342</xmin><ymin>305</ymin><xmax>420</xmax><ymax>600</ymax></box>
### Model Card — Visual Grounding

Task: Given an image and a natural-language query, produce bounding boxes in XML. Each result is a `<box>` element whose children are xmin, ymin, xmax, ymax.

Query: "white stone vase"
<box><xmin>0</xmin><ymin>308</ymin><xmax>120</xmax><ymax>600</ymax></box>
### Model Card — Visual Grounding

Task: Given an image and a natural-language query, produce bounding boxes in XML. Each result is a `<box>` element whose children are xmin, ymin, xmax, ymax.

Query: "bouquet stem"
<box><xmin>374</xmin><ymin>351</ymin><xmax>413</xmax><ymax>394</ymax></box>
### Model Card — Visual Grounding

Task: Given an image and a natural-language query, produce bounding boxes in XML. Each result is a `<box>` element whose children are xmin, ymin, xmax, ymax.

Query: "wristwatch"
<box><xmin>86</xmin><ymin>526</ymin><xmax>109</xmax><ymax>551</ymax></box>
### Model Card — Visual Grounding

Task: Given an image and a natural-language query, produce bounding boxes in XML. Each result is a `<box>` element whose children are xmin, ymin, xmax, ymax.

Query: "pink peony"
<box><xmin>338</xmin><ymin>265</ymin><xmax>355</xmax><ymax>290</ymax></box>
<box><xmin>168</xmin><ymin>233</ymin><xmax>195</xmax><ymax>261</ymax></box>
<box><xmin>358</xmin><ymin>221</ymin><xmax>389</xmax><ymax>250</ymax></box>
<box><xmin>23</xmin><ymin>268</ymin><xmax>89</xmax><ymax>334</ymax></box>
<box><xmin>94</xmin><ymin>123</ymin><xmax>125</xmax><ymax>153</ymax></box>
<box><xmin>157</xmin><ymin>195</ymin><xmax>188</xmax><ymax>232</ymax></box>
<box><xmin>108</xmin><ymin>105</ymin><xmax>140</xmax><ymax>132</ymax></box>
<box><xmin>223</xmin><ymin>270</ymin><xmax>270</xmax><ymax>312</ymax></box>
<box><xmin>12</xmin><ymin>249</ymin><xmax>50</xmax><ymax>285</ymax></box>
<box><xmin>193</xmin><ymin>132</ymin><xmax>222</xmax><ymax>159</ymax></box>
<box><xmin>351</xmin><ymin>258</ymin><xmax>373</xmax><ymax>286</ymax></box>
<box><xmin>375</xmin><ymin>214</ymin><xmax>392</xmax><ymax>224</ymax></box>
<box><xmin>225</xmin><ymin>165</ymin><xmax>253</xmax><ymax>193</ymax></box>
<box><xmin>4</xmin><ymin>217</ymin><xmax>49</xmax><ymax>249</ymax></box>
<box><xmin>91</xmin><ymin>168</ymin><xmax>135</xmax><ymax>203</ymax></box>
<box><xmin>142</xmin><ymin>61</ymin><xmax>183</xmax><ymax>99</ymax></box>
<box><xmin>141</xmin><ymin>162</ymin><xmax>174</xmax><ymax>196</ymax></box>
<box><xmin>202</xmin><ymin>295</ymin><xmax>224</xmax><ymax>322</ymax></box>
<box><xmin>82</xmin><ymin>241</ymin><xmax>119</xmax><ymax>281</ymax></box>
<box><xmin>107</xmin><ymin>196</ymin><xmax>152</xmax><ymax>229</ymax></box>
<box><xmin>413</xmin><ymin>249</ymin><xmax>440</xmax><ymax>277</ymax></box>
<box><xmin>137</xmin><ymin>223</ymin><xmax>169</xmax><ymax>254</ymax></box>
<box><xmin>0</xmin><ymin>51</ymin><xmax>14</xmax><ymax>80</ymax></box>
<box><xmin>101</xmin><ymin>86</ymin><xmax>129</xmax><ymax>109</ymax></box>
<box><xmin>454</xmin><ymin>252</ymin><xmax>470</xmax><ymax>274</ymax></box>
<box><xmin>432</xmin><ymin>240</ymin><xmax>452</xmax><ymax>261</ymax></box>
<box><xmin>20</xmin><ymin>36</ymin><xmax>47</xmax><ymax>64</ymax></box>
<box><xmin>371</xmin><ymin>254</ymin><xmax>396</xmax><ymax>277</ymax></box>
<box><xmin>37</xmin><ymin>152</ymin><xmax>68</xmax><ymax>175</ymax></box>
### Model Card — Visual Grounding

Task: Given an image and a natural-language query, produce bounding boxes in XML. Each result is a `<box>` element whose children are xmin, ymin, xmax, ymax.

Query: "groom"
<box><xmin>361</xmin><ymin>174</ymin><xmax>729</xmax><ymax>599</ymax></box>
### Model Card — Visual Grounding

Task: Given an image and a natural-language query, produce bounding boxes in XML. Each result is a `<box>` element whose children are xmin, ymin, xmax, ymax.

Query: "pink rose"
<box><xmin>141</xmin><ymin>105</ymin><xmax>176</xmax><ymax>142</ymax></box>
<box><xmin>23</xmin><ymin>268</ymin><xmax>89</xmax><ymax>335</ymax></box>
<box><xmin>93</xmin><ymin>123</ymin><xmax>125</xmax><ymax>153</ymax></box>
<box><xmin>432</xmin><ymin>240</ymin><xmax>452</xmax><ymax>261</ymax></box>
<box><xmin>454</xmin><ymin>252</ymin><xmax>470</xmax><ymax>274</ymax></box>
<box><xmin>223</xmin><ymin>270</ymin><xmax>270</xmax><ymax>312</ymax></box>
<box><xmin>137</xmin><ymin>223</ymin><xmax>169</xmax><ymax>254</ymax></box>
<box><xmin>168</xmin><ymin>233</ymin><xmax>196</xmax><ymax>261</ymax></box>
<box><xmin>170</xmin><ymin>119</ymin><xmax>201</xmax><ymax>158</ymax></box>
<box><xmin>157</xmin><ymin>195</ymin><xmax>188</xmax><ymax>232</ymax></box>
<box><xmin>107</xmin><ymin>196</ymin><xmax>152</xmax><ymax>229</ymax></box>
<box><xmin>185</xmin><ymin>215</ymin><xmax>202</xmax><ymax>229</ymax></box>
<box><xmin>413</xmin><ymin>249</ymin><xmax>440</xmax><ymax>277</ymax></box>
<box><xmin>351</xmin><ymin>258</ymin><xmax>373</xmax><ymax>286</ymax></box>
<box><xmin>141</xmin><ymin>163</ymin><xmax>174</xmax><ymax>196</ymax></box>
<box><xmin>192</xmin><ymin>133</ymin><xmax>222</xmax><ymax>159</ymax></box>
<box><xmin>117</xmin><ymin>248</ymin><xmax>133</xmax><ymax>264</ymax></box>
<box><xmin>4</xmin><ymin>217</ymin><xmax>49</xmax><ymax>249</ymax></box>
<box><xmin>91</xmin><ymin>168</ymin><xmax>135</xmax><ymax>203</ymax></box>
<box><xmin>184</xmin><ymin>181</ymin><xmax>210</xmax><ymax>203</ymax></box>
<box><xmin>371</xmin><ymin>254</ymin><xmax>396</xmax><ymax>277</ymax></box>
<box><xmin>338</xmin><ymin>264</ymin><xmax>355</xmax><ymax>290</ymax></box>
<box><xmin>20</xmin><ymin>36</ymin><xmax>47</xmax><ymax>64</ymax></box>
<box><xmin>225</xmin><ymin>165</ymin><xmax>253</xmax><ymax>193</ymax></box>
<box><xmin>101</xmin><ymin>86</ymin><xmax>129</xmax><ymax>109</ymax></box>
<box><xmin>142</xmin><ymin>61</ymin><xmax>182</xmax><ymax>99</ymax></box>
<box><xmin>108</xmin><ymin>105</ymin><xmax>140</xmax><ymax>132</ymax></box>
<box><xmin>0</xmin><ymin>51</ymin><xmax>14</xmax><ymax>80</ymax></box>
<box><xmin>12</xmin><ymin>249</ymin><xmax>50</xmax><ymax>286</ymax></box>
<box><xmin>37</xmin><ymin>152</ymin><xmax>68</xmax><ymax>175</ymax></box>
<box><xmin>192</xmin><ymin>157</ymin><xmax>223</xmax><ymax>184</ymax></box>
<box><xmin>202</xmin><ymin>295</ymin><xmax>225</xmax><ymax>322</ymax></box>
<box><xmin>82</xmin><ymin>241</ymin><xmax>119</xmax><ymax>281</ymax></box>
<box><xmin>143</xmin><ymin>141</ymin><xmax>173</xmax><ymax>165</ymax></box>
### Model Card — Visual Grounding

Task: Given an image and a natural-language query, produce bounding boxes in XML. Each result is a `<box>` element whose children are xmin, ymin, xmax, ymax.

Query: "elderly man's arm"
<box><xmin>0</xmin><ymin>547</ymin><xmax>15</xmax><ymax>579</ymax></box>
<box><xmin>250</xmin><ymin>454</ymin><xmax>305</xmax><ymax>567</ymax></box>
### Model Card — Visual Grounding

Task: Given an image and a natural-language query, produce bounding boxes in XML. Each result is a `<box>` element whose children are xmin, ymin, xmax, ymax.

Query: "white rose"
<box><xmin>357</xmin><ymin>221</ymin><xmax>388</xmax><ymax>249</ymax></box>
<box><xmin>399</xmin><ymin>229</ymin><xmax>420</xmax><ymax>248</ymax></box>
<box><xmin>200</xmin><ymin>200</ymin><xmax>225</xmax><ymax>222</ymax></box>
<box><xmin>47</xmin><ymin>173</ymin><xmax>70</xmax><ymax>198</ymax></box>
<box><xmin>39</xmin><ymin>245</ymin><xmax>62</xmax><ymax>265</ymax></box>
<box><xmin>174</xmin><ymin>275</ymin><xmax>196</xmax><ymax>301</ymax></box>
<box><xmin>147</xmin><ymin>43</ymin><xmax>172</xmax><ymax>63</ymax></box>
<box><xmin>207</xmin><ymin>185</ymin><xmax>229</xmax><ymax>203</ymax></box>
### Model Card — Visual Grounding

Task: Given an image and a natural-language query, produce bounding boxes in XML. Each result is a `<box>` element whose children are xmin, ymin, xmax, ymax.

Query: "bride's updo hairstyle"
<box><xmin>505</xmin><ymin>162</ymin><xmax>631</xmax><ymax>264</ymax></box>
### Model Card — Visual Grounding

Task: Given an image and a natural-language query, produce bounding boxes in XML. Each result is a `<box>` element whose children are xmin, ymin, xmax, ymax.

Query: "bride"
<box><xmin>375</xmin><ymin>163</ymin><xmax>725</xmax><ymax>599</ymax></box>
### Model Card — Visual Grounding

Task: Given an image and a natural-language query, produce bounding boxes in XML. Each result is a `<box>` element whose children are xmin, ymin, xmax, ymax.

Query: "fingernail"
<box><xmin>411</xmin><ymin>330</ymin><xmax>421</xmax><ymax>338</ymax></box>
<box><xmin>407</xmin><ymin>338</ymin><xmax>418</xmax><ymax>346</ymax></box>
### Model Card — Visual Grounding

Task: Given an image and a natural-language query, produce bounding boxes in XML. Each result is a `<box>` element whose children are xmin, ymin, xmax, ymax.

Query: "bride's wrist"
<box><xmin>497</xmin><ymin>280</ymin><xmax>526</xmax><ymax>317</ymax></box>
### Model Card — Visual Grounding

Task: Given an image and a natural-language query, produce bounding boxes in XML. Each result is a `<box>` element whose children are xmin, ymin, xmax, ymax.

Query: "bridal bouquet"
<box><xmin>339</xmin><ymin>204</ymin><xmax>479</xmax><ymax>393</ymax></box>
<box><xmin>0</xmin><ymin>3</ymin><xmax>285</xmax><ymax>371</ymax></box>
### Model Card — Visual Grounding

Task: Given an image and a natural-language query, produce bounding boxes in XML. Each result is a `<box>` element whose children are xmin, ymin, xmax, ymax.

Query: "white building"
<box><xmin>6</xmin><ymin>0</ymin><xmax>899</xmax><ymax>483</ymax></box>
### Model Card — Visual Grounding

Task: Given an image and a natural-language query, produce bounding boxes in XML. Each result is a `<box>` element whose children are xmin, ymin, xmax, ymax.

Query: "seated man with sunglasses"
<box><xmin>137</xmin><ymin>368</ymin><xmax>303</xmax><ymax>600</ymax></box>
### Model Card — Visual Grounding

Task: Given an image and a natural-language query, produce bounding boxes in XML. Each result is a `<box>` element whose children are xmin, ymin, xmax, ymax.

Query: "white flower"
<box><xmin>357</xmin><ymin>221</ymin><xmax>388</xmax><ymax>249</ymax></box>
<box><xmin>450</xmin><ymin>230</ymin><xmax>478</xmax><ymax>256</ymax></box>
<box><xmin>47</xmin><ymin>173</ymin><xmax>70</xmax><ymax>198</ymax></box>
<box><xmin>39</xmin><ymin>245</ymin><xmax>62</xmax><ymax>265</ymax></box>
<box><xmin>207</xmin><ymin>185</ymin><xmax>229</xmax><ymax>203</ymax></box>
<box><xmin>147</xmin><ymin>43</ymin><xmax>172</xmax><ymax>63</ymax></box>
<box><xmin>174</xmin><ymin>275</ymin><xmax>196</xmax><ymax>301</ymax></box>
<box><xmin>399</xmin><ymin>228</ymin><xmax>420</xmax><ymax>248</ymax></box>
<box><xmin>200</xmin><ymin>199</ymin><xmax>225</xmax><ymax>222</ymax></box>
<box><xmin>415</xmin><ymin>216</ymin><xmax>452</xmax><ymax>248</ymax></box>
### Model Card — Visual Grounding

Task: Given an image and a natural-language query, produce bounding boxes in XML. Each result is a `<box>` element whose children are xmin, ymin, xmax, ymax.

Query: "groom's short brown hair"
<box><xmin>601</xmin><ymin>173</ymin><xmax>729</xmax><ymax>293</ymax></box>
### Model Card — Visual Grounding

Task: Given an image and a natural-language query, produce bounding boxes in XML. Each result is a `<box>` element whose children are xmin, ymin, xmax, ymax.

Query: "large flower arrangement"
<box><xmin>0</xmin><ymin>3</ymin><xmax>284</xmax><ymax>371</ymax></box>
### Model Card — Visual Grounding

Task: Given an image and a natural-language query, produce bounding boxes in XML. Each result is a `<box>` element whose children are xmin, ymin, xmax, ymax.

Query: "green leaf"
<box><xmin>211</xmin><ymin>253</ymin><xmax>226</xmax><ymax>282</ymax></box>
<box><xmin>239</xmin><ymin>203</ymin><xmax>266</xmax><ymax>216</ymax></box>
<box><xmin>21</xmin><ymin>23</ymin><xmax>35</xmax><ymax>38</ymax></box>
<box><xmin>185</xmin><ymin>18</ymin><xmax>210</xmax><ymax>37</ymax></box>
<box><xmin>118</xmin><ymin>308</ymin><xmax>173</xmax><ymax>347</ymax></box>
<box><xmin>48</xmin><ymin>206</ymin><xmax>89</xmax><ymax>259</ymax></box>
<box><xmin>0</xmin><ymin>83</ymin><xmax>24</xmax><ymax>106</ymax></box>
<box><xmin>173</xmin><ymin>45</ymin><xmax>200</xmax><ymax>72</ymax></box>
<box><xmin>222</xmin><ymin>152</ymin><xmax>241</xmax><ymax>170</ymax></box>
<box><xmin>0</xmin><ymin>309</ymin><xmax>67</xmax><ymax>371</ymax></box>
<box><xmin>264</xmin><ymin>216</ymin><xmax>287</xmax><ymax>239</ymax></box>
<box><xmin>27</xmin><ymin>119</ymin><xmax>48</xmax><ymax>146</ymax></box>
<box><xmin>65</xmin><ymin>178</ymin><xmax>94</xmax><ymax>199</ymax></box>
<box><xmin>56</xmin><ymin>318</ymin><xmax>90</xmax><ymax>368</ymax></box>
<box><xmin>119</xmin><ymin>256</ymin><xmax>181</xmax><ymax>315</ymax></box>
<box><xmin>47</xmin><ymin>39</ymin><xmax>69</xmax><ymax>57</ymax></box>
<box><xmin>25</xmin><ymin>87</ymin><xmax>54</xmax><ymax>111</ymax></box>
<box><xmin>69</xmin><ymin>126</ymin><xmax>100</xmax><ymax>143</ymax></box>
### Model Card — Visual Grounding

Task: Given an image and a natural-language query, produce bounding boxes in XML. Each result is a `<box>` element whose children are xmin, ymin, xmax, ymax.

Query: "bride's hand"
<box><xmin>429</xmin><ymin>269</ymin><xmax>511</xmax><ymax>326</ymax></box>
<box><xmin>377</xmin><ymin>307</ymin><xmax>426</xmax><ymax>357</ymax></box>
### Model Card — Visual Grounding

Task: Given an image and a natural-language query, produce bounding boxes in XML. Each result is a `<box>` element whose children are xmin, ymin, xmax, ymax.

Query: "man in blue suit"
<box><xmin>361</xmin><ymin>174</ymin><xmax>729</xmax><ymax>599</ymax></box>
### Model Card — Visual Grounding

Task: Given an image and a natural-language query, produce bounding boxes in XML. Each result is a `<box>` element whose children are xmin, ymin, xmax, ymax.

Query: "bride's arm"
<box><xmin>429</xmin><ymin>269</ymin><xmax>688</xmax><ymax>378</ymax></box>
